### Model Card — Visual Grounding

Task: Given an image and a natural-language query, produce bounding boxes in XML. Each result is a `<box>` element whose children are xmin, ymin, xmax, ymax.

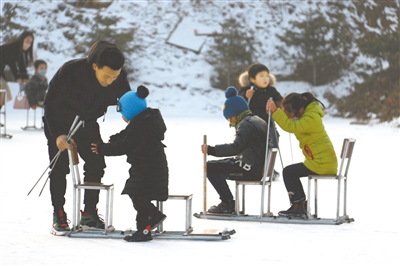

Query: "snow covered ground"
<box><xmin>1</xmin><ymin>81</ymin><xmax>399</xmax><ymax>265</ymax></box>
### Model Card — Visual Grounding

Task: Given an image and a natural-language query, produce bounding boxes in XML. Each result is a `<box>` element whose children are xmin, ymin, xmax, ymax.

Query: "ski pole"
<box><xmin>203</xmin><ymin>135</ymin><xmax>207</xmax><ymax>214</ymax></box>
<box><xmin>272</xmin><ymin>121</ymin><xmax>284</xmax><ymax>169</ymax></box>
<box><xmin>260</xmin><ymin>97</ymin><xmax>273</xmax><ymax>221</ymax></box>
<box><xmin>36</xmin><ymin>120</ymin><xmax>83</xmax><ymax>197</ymax></box>
<box><xmin>27</xmin><ymin>150</ymin><xmax>61</xmax><ymax>196</ymax></box>
<box><xmin>289</xmin><ymin>133</ymin><xmax>294</xmax><ymax>164</ymax></box>
<box><xmin>27</xmin><ymin>116</ymin><xmax>81</xmax><ymax>196</ymax></box>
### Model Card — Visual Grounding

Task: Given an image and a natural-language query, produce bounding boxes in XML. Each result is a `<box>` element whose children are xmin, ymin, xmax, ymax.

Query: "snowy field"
<box><xmin>1</xmin><ymin>82</ymin><xmax>399</xmax><ymax>265</ymax></box>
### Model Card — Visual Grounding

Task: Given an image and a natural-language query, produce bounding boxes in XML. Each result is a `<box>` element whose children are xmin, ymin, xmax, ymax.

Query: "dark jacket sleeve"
<box><xmin>44</xmin><ymin>63</ymin><xmax>75</xmax><ymax>138</ymax></box>
<box><xmin>25</xmin><ymin>77</ymin><xmax>39</xmax><ymax>106</ymax></box>
<box><xmin>0</xmin><ymin>42</ymin><xmax>22</xmax><ymax>80</ymax></box>
<box><xmin>271</xmin><ymin>87</ymin><xmax>283</xmax><ymax>107</ymax></box>
<box><xmin>213</xmin><ymin>121</ymin><xmax>253</xmax><ymax>157</ymax></box>
<box><xmin>98</xmin><ymin>126</ymin><xmax>145</xmax><ymax>157</ymax></box>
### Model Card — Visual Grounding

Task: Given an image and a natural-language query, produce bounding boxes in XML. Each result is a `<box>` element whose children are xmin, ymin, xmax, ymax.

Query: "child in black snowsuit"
<box><xmin>25</xmin><ymin>59</ymin><xmax>48</xmax><ymax>109</ymax></box>
<box><xmin>201</xmin><ymin>87</ymin><xmax>272</xmax><ymax>214</ymax></box>
<box><xmin>91</xmin><ymin>85</ymin><xmax>169</xmax><ymax>242</ymax></box>
<box><xmin>238</xmin><ymin>63</ymin><xmax>283</xmax><ymax>180</ymax></box>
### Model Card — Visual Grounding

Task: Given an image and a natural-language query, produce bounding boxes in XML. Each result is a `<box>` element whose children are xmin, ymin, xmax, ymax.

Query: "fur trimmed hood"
<box><xmin>238</xmin><ymin>71</ymin><xmax>276</xmax><ymax>88</ymax></box>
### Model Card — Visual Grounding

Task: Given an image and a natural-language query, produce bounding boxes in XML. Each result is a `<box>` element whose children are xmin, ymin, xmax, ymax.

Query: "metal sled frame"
<box><xmin>306</xmin><ymin>138</ymin><xmax>356</xmax><ymax>224</ymax></box>
<box><xmin>68</xmin><ymin>142</ymin><xmax>115</xmax><ymax>235</ymax></box>
<box><xmin>67</xmin><ymin>146</ymin><xmax>233</xmax><ymax>240</ymax></box>
<box><xmin>21</xmin><ymin>107</ymin><xmax>44</xmax><ymax>130</ymax></box>
<box><xmin>235</xmin><ymin>148</ymin><xmax>278</xmax><ymax>218</ymax></box>
<box><xmin>67</xmin><ymin>228</ymin><xmax>235</xmax><ymax>240</ymax></box>
<box><xmin>194</xmin><ymin>212</ymin><xmax>352</xmax><ymax>225</ymax></box>
<box><xmin>0</xmin><ymin>89</ymin><xmax>13</xmax><ymax>139</ymax></box>
<box><xmin>195</xmin><ymin>140</ymin><xmax>355</xmax><ymax>225</ymax></box>
<box><xmin>68</xmin><ymin>193</ymin><xmax>234</xmax><ymax>240</ymax></box>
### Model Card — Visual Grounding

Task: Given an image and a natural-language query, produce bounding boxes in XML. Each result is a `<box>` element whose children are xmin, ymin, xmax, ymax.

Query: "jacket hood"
<box><xmin>129</xmin><ymin>108</ymin><xmax>166</xmax><ymax>141</ymax></box>
<box><xmin>307</xmin><ymin>101</ymin><xmax>325</xmax><ymax>118</ymax></box>
<box><xmin>238</xmin><ymin>71</ymin><xmax>276</xmax><ymax>88</ymax></box>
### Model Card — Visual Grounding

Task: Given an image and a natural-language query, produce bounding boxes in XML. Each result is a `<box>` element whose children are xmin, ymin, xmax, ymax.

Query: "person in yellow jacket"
<box><xmin>266</xmin><ymin>92</ymin><xmax>337</xmax><ymax>217</ymax></box>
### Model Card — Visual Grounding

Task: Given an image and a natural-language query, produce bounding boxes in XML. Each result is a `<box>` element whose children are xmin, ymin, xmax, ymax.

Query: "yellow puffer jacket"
<box><xmin>272</xmin><ymin>101</ymin><xmax>338</xmax><ymax>174</ymax></box>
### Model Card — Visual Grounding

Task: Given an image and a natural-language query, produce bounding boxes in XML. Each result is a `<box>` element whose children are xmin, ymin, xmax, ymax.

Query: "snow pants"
<box><xmin>129</xmin><ymin>195</ymin><xmax>158</xmax><ymax>230</ymax></box>
<box><xmin>282</xmin><ymin>163</ymin><xmax>316</xmax><ymax>202</ymax></box>
<box><xmin>206</xmin><ymin>158</ymin><xmax>263</xmax><ymax>203</ymax></box>
<box><xmin>44</xmin><ymin>119</ymin><xmax>106</xmax><ymax>213</ymax></box>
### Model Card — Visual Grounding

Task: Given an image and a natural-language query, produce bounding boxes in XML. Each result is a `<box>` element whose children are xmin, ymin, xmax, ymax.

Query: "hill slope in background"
<box><xmin>2</xmin><ymin>1</ymin><xmax>398</xmax><ymax>124</ymax></box>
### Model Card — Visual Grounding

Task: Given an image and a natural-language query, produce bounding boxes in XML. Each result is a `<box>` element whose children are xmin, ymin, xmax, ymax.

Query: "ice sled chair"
<box><xmin>156</xmin><ymin>194</ymin><xmax>193</xmax><ymax>235</ymax></box>
<box><xmin>68</xmin><ymin>142</ymin><xmax>115</xmax><ymax>234</ymax></box>
<box><xmin>21</xmin><ymin>107</ymin><xmax>44</xmax><ymax>130</ymax></box>
<box><xmin>306</xmin><ymin>138</ymin><xmax>356</xmax><ymax>223</ymax></box>
<box><xmin>0</xmin><ymin>89</ymin><xmax>12</xmax><ymax>139</ymax></box>
<box><xmin>235</xmin><ymin>148</ymin><xmax>278</xmax><ymax>217</ymax></box>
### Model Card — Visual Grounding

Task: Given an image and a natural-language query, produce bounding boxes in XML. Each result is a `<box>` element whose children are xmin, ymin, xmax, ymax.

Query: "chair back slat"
<box><xmin>337</xmin><ymin>138</ymin><xmax>356</xmax><ymax>176</ymax></box>
<box><xmin>71</xmin><ymin>142</ymin><xmax>79</xmax><ymax>165</ymax></box>
<box><xmin>345</xmin><ymin>140</ymin><xmax>355</xmax><ymax>159</ymax></box>
<box><xmin>266</xmin><ymin>149</ymin><xmax>278</xmax><ymax>179</ymax></box>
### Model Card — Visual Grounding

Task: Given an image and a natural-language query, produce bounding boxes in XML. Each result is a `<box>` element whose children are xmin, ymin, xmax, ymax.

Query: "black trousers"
<box><xmin>282</xmin><ymin>163</ymin><xmax>316</xmax><ymax>202</ymax></box>
<box><xmin>207</xmin><ymin>158</ymin><xmax>263</xmax><ymax>203</ymax></box>
<box><xmin>44</xmin><ymin>120</ymin><xmax>106</xmax><ymax>212</ymax></box>
<box><xmin>129</xmin><ymin>195</ymin><xmax>158</xmax><ymax>230</ymax></box>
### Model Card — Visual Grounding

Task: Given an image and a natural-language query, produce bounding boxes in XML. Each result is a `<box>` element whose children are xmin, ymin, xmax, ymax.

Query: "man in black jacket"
<box><xmin>43</xmin><ymin>40</ymin><xmax>131</xmax><ymax>236</ymax></box>
<box><xmin>201</xmin><ymin>87</ymin><xmax>271</xmax><ymax>214</ymax></box>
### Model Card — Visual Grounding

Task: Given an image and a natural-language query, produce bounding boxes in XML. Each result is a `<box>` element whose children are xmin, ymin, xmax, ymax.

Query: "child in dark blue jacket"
<box><xmin>201</xmin><ymin>87</ymin><xmax>271</xmax><ymax>214</ymax></box>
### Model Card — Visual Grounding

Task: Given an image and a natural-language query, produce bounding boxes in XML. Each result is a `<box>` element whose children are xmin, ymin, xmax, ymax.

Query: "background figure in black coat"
<box><xmin>92</xmin><ymin>86</ymin><xmax>169</xmax><ymax>242</ymax></box>
<box><xmin>25</xmin><ymin>59</ymin><xmax>48</xmax><ymax>109</ymax></box>
<box><xmin>43</xmin><ymin>40</ymin><xmax>131</xmax><ymax>236</ymax></box>
<box><xmin>238</xmin><ymin>63</ymin><xmax>283</xmax><ymax>180</ymax></box>
<box><xmin>0</xmin><ymin>31</ymin><xmax>34</xmax><ymax>109</ymax></box>
<box><xmin>201</xmin><ymin>87</ymin><xmax>271</xmax><ymax>214</ymax></box>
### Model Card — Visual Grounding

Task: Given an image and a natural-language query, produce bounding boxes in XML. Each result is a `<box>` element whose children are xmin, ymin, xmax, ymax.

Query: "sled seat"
<box><xmin>307</xmin><ymin>138</ymin><xmax>356</xmax><ymax>222</ymax></box>
<box><xmin>157</xmin><ymin>194</ymin><xmax>193</xmax><ymax>234</ymax></box>
<box><xmin>68</xmin><ymin>142</ymin><xmax>114</xmax><ymax>235</ymax></box>
<box><xmin>235</xmin><ymin>148</ymin><xmax>278</xmax><ymax>217</ymax></box>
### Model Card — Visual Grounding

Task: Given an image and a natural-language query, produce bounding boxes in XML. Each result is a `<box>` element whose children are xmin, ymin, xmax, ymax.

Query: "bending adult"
<box><xmin>43</xmin><ymin>40</ymin><xmax>131</xmax><ymax>236</ymax></box>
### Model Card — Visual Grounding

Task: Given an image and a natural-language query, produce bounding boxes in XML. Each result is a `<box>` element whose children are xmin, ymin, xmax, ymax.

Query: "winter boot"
<box><xmin>150</xmin><ymin>210</ymin><xmax>167</xmax><ymax>230</ymax></box>
<box><xmin>278</xmin><ymin>200</ymin><xmax>306</xmax><ymax>218</ymax></box>
<box><xmin>124</xmin><ymin>225</ymin><xmax>153</xmax><ymax>242</ymax></box>
<box><xmin>51</xmin><ymin>210</ymin><xmax>70</xmax><ymax>236</ymax></box>
<box><xmin>208</xmin><ymin>200</ymin><xmax>235</xmax><ymax>214</ymax></box>
<box><xmin>80</xmin><ymin>209</ymin><xmax>105</xmax><ymax>229</ymax></box>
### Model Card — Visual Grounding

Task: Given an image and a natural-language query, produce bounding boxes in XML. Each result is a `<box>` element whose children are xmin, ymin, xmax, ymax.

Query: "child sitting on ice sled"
<box><xmin>201</xmin><ymin>86</ymin><xmax>272</xmax><ymax>214</ymax></box>
<box><xmin>91</xmin><ymin>85</ymin><xmax>168</xmax><ymax>242</ymax></box>
<box><xmin>266</xmin><ymin>92</ymin><xmax>337</xmax><ymax>218</ymax></box>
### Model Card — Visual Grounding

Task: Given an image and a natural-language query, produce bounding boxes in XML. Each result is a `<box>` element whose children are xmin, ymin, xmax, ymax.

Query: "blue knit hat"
<box><xmin>222</xmin><ymin>86</ymin><xmax>249</xmax><ymax>119</ymax></box>
<box><xmin>119</xmin><ymin>85</ymin><xmax>149</xmax><ymax>120</ymax></box>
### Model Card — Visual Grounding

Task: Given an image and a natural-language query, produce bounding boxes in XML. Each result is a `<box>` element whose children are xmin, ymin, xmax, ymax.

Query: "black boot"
<box><xmin>124</xmin><ymin>225</ymin><xmax>153</xmax><ymax>242</ymax></box>
<box><xmin>150</xmin><ymin>210</ymin><xmax>167</xmax><ymax>230</ymax></box>
<box><xmin>278</xmin><ymin>200</ymin><xmax>306</xmax><ymax>218</ymax></box>
<box><xmin>208</xmin><ymin>200</ymin><xmax>235</xmax><ymax>214</ymax></box>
